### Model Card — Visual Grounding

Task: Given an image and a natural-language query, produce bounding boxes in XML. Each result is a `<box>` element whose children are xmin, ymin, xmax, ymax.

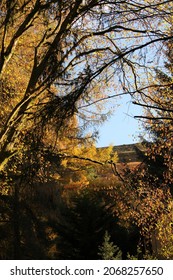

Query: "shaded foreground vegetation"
<box><xmin>0</xmin><ymin>142</ymin><xmax>172</xmax><ymax>260</ymax></box>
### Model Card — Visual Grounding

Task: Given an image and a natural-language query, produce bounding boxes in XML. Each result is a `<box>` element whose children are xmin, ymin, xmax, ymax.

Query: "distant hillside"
<box><xmin>112</xmin><ymin>143</ymin><xmax>146</xmax><ymax>163</ymax></box>
<box><xmin>98</xmin><ymin>143</ymin><xmax>146</xmax><ymax>164</ymax></box>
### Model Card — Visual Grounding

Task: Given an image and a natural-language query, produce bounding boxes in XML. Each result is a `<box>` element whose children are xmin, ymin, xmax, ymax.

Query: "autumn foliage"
<box><xmin>0</xmin><ymin>0</ymin><xmax>173</xmax><ymax>259</ymax></box>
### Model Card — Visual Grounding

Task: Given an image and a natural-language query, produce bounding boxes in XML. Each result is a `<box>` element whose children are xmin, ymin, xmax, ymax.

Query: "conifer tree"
<box><xmin>98</xmin><ymin>231</ymin><xmax>122</xmax><ymax>260</ymax></box>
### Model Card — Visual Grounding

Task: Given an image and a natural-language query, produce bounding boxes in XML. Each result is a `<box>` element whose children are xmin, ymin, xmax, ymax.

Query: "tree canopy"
<box><xmin>0</xmin><ymin>0</ymin><xmax>173</xmax><ymax>171</ymax></box>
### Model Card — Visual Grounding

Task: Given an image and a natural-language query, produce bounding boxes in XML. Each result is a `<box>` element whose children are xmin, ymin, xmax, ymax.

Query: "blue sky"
<box><xmin>96</xmin><ymin>95</ymin><xmax>143</xmax><ymax>147</ymax></box>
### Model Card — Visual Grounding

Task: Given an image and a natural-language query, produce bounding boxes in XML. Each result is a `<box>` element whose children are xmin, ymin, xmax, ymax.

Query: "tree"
<box><xmin>0</xmin><ymin>0</ymin><xmax>173</xmax><ymax>172</ymax></box>
<box><xmin>126</xmin><ymin>35</ymin><xmax>173</xmax><ymax>258</ymax></box>
<box><xmin>48</xmin><ymin>189</ymin><xmax>116</xmax><ymax>260</ymax></box>
<box><xmin>48</xmin><ymin>187</ymin><xmax>136</xmax><ymax>259</ymax></box>
<box><xmin>134</xmin><ymin>35</ymin><xmax>173</xmax><ymax>190</ymax></box>
<box><xmin>98</xmin><ymin>231</ymin><xmax>122</xmax><ymax>260</ymax></box>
